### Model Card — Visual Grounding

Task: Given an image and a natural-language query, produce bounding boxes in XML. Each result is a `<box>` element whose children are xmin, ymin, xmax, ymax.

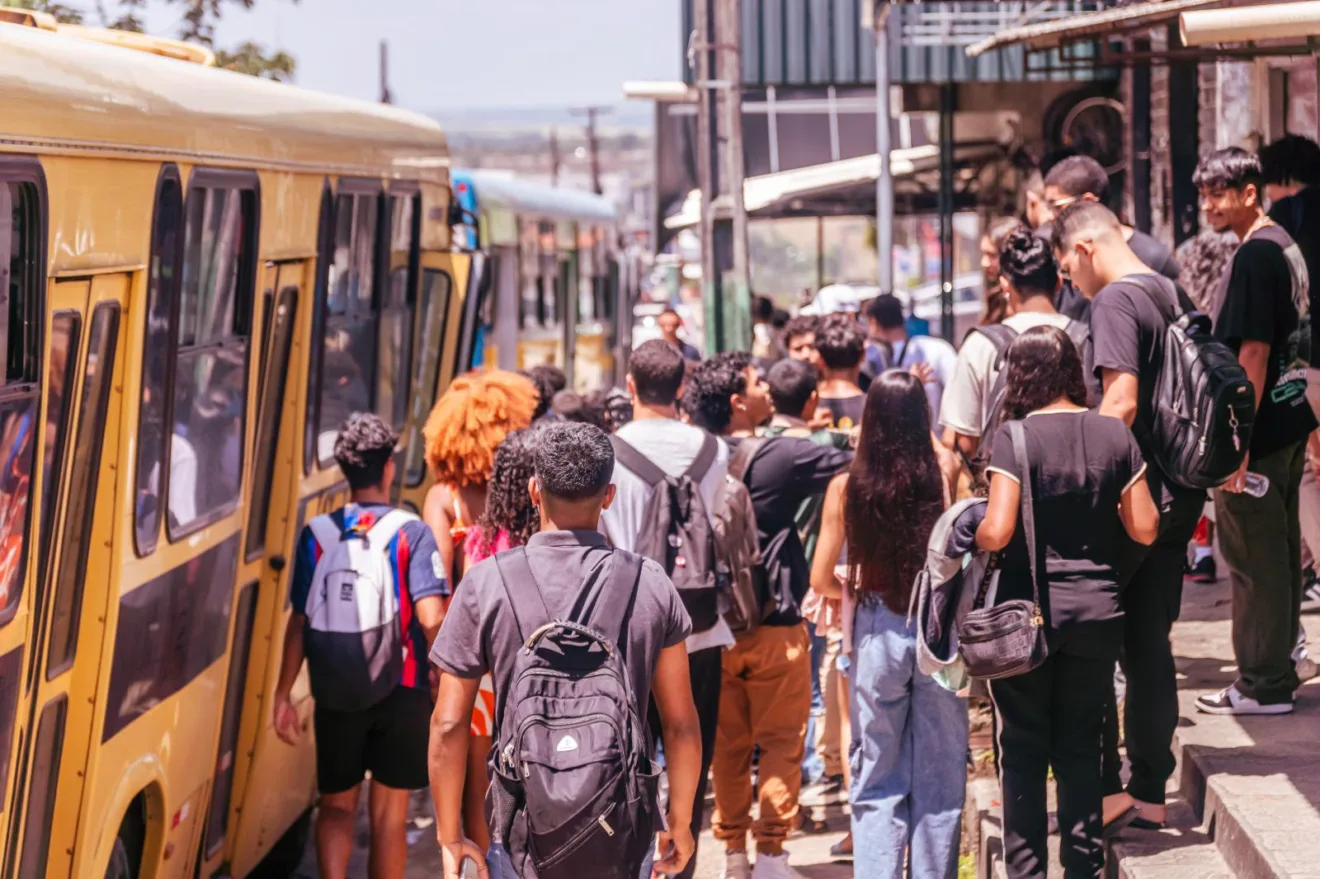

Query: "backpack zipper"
<box><xmin>536</xmin><ymin>805</ymin><xmax>622</xmax><ymax>868</ymax></box>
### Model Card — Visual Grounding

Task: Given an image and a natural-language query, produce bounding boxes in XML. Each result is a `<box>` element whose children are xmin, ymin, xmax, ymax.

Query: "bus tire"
<box><xmin>104</xmin><ymin>838</ymin><xmax>135</xmax><ymax>879</ymax></box>
<box><xmin>250</xmin><ymin>809</ymin><xmax>312</xmax><ymax>878</ymax></box>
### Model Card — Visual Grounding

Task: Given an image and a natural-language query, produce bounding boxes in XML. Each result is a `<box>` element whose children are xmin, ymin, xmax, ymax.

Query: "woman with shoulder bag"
<box><xmin>975</xmin><ymin>326</ymin><xmax>1159</xmax><ymax>878</ymax></box>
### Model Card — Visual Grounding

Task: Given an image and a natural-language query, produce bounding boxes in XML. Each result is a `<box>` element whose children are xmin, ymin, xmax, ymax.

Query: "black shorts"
<box><xmin>314</xmin><ymin>685</ymin><xmax>432</xmax><ymax>794</ymax></box>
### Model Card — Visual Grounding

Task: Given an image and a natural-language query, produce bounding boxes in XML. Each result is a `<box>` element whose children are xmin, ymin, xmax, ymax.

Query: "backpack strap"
<box><xmin>684</xmin><ymin>433</ymin><xmax>719</xmax><ymax>482</ymax></box>
<box><xmin>584</xmin><ymin>550</ymin><xmax>643</xmax><ymax>651</ymax></box>
<box><xmin>610</xmin><ymin>436</ymin><xmax>667</xmax><ymax>486</ymax></box>
<box><xmin>307</xmin><ymin>512</ymin><xmax>342</xmax><ymax>553</ymax></box>
<box><xmin>494</xmin><ymin>547</ymin><xmax>553</xmax><ymax>644</ymax></box>
<box><xmin>972</xmin><ymin>323</ymin><xmax>1019</xmax><ymax>360</ymax></box>
<box><xmin>365</xmin><ymin>508</ymin><xmax>415</xmax><ymax>547</ymax></box>
<box><xmin>1007</xmin><ymin>421</ymin><xmax>1042</xmax><ymax>616</ymax></box>
<box><xmin>727</xmin><ymin>437</ymin><xmax>767</xmax><ymax>482</ymax></box>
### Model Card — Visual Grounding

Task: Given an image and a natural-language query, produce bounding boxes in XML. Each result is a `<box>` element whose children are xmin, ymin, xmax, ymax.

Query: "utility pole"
<box><xmin>872</xmin><ymin>4</ymin><xmax>893</xmax><ymax>295</ymax></box>
<box><xmin>718</xmin><ymin>0</ymin><xmax>750</xmax><ymax>353</ymax></box>
<box><xmin>379</xmin><ymin>40</ymin><xmax>392</xmax><ymax>105</ymax></box>
<box><xmin>570</xmin><ymin>106</ymin><xmax>612</xmax><ymax>195</ymax></box>
<box><xmin>549</xmin><ymin>127</ymin><xmax>561</xmax><ymax>186</ymax></box>
<box><xmin>693</xmin><ymin>0</ymin><xmax>720</xmax><ymax>353</ymax></box>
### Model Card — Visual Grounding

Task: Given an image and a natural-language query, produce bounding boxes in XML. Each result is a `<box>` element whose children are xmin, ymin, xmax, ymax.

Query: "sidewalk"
<box><xmin>971</xmin><ymin>574</ymin><xmax>1320</xmax><ymax>878</ymax></box>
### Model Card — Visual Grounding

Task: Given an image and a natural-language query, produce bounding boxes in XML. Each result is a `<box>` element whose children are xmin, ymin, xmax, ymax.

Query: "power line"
<box><xmin>570</xmin><ymin>105</ymin><xmax>612</xmax><ymax>195</ymax></box>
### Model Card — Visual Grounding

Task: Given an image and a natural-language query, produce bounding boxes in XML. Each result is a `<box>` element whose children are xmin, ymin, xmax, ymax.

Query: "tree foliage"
<box><xmin>16</xmin><ymin>0</ymin><xmax>298</xmax><ymax>83</ymax></box>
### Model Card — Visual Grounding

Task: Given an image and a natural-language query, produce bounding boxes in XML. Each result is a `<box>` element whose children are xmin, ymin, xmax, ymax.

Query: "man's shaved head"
<box><xmin>1051</xmin><ymin>201</ymin><xmax>1128</xmax><ymax>299</ymax></box>
<box><xmin>1051</xmin><ymin>200</ymin><xmax>1122</xmax><ymax>253</ymax></box>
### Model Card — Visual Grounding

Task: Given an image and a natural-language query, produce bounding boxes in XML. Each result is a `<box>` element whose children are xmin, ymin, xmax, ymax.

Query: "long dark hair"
<box><xmin>844</xmin><ymin>371</ymin><xmax>944</xmax><ymax>613</ymax></box>
<box><xmin>1001</xmin><ymin>326</ymin><xmax>1089</xmax><ymax>421</ymax></box>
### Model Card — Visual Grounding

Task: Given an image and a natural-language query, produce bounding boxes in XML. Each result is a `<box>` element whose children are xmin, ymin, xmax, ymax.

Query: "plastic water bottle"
<box><xmin>1243</xmin><ymin>472</ymin><xmax>1270</xmax><ymax>498</ymax></box>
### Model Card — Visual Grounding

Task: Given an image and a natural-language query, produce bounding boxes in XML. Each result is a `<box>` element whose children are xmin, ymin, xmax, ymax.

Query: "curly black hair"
<box><xmin>534</xmin><ymin>422</ymin><xmax>614</xmax><ymax>501</ymax></box>
<box><xmin>520</xmin><ymin>364</ymin><xmax>568</xmax><ymax>421</ymax></box>
<box><xmin>682</xmin><ymin>351</ymin><xmax>752</xmax><ymax>434</ymax></box>
<box><xmin>814</xmin><ymin>313</ymin><xmax>867</xmax><ymax>370</ymax></box>
<box><xmin>334</xmin><ymin>412</ymin><xmax>398</xmax><ymax>490</ymax></box>
<box><xmin>476</xmin><ymin>428</ymin><xmax>541</xmax><ymax>550</ymax></box>
<box><xmin>999</xmin><ymin>227</ymin><xmax>1059</xmax><ymax>298</ymax></box>
<box><xmin>1002</xmin><ymin>326</ymin><xmax>1089</xmax><ymax>421</ymax></box>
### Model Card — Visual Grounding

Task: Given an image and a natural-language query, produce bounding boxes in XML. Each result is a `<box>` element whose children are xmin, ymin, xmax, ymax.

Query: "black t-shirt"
<box><xmin>820</xmin><ymin>395</ymin><xmax>866</xmax><ymax>431</ymax></box>
<box><xmin>1268</xmin><ymin>187</ymin><xmax>1320</xmax><ymax>366</ymax></box>
<box><xmin>987</xmin><ymin>411</ymin><xmax>1146</xmax><ymax>656</ymax></box>
<box><xmin>729</xmin><ymin>435</ymin><xmax>852</xmax><ymax>625</ymax></box>
<box><xmin>1127</xmin><ymin>229</ymin><xmax>1181</xmax><ymax>282</ymax></box>
<box><xmin>1213</xmin><ymin>224</ymin><xmax>1316</xmax><ymax>457</ymax></box>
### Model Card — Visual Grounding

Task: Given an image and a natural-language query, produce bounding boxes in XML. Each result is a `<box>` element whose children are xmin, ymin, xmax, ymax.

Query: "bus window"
<box><xmin>36</xmin><ymin>313</ymin><xmax>78</xmax><ymax>595</ymax></box>
<box><xmin>378</xmin><ymin>194</ymin><xmax>416</xmax><ymax>431</ymax></box>
<box><xmin>0</xmin><ymin>178</ymin><xmax>42</xmax><ymax>623</ymax></box>
<box><xmin>169</xmin><ymin>182</ymin><xmax>256</xmax><ymax>537</ymax></box>
<box><xmin>304</xmin><ymin>185</ymin><xmax>332</xmax><ymax>475</ymax></box>
<box><xmin>46</xmin><ymin>302</ymin><xmax>119</xmax><ymax>677</ymax></box>
<box><xmin>316</xmin><ymin>190</ymin><xmax>380</xmax><ymax>466</ymax></box>
<box><xmin>519</xmin><ymin>220</ymin><xmax>538</xmax><ymax>330</ymax></box>
<box><xmin>404</xmin><ymin>269</ymin><xmax>452</xmax><ymax>487</ymax></box>
<box><xmin>134</xmin><ymin>168</ymin><xmax>182</xmax><ymax>557</ymax></box>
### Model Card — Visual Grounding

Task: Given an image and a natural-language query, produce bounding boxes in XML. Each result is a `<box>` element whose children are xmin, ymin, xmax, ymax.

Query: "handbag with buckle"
<box><xmin>958</xmin><ymin>419</ymin><xmax>1048</xmax><ymax>680</ymax></box>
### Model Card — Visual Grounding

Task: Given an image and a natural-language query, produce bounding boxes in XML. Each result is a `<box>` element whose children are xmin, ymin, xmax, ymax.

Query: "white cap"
<box><xmin>800</xmin><ymin>284</ymin><xmax>862</xmax><ymax>316</ymax></box>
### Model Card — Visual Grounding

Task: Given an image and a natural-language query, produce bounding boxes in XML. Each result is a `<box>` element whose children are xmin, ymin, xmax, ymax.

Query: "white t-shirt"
<box><xmin>600</xmin><ymin>418</ymin><xmax>736</xmax><ymax>652</ymax></box>
<box><xmin>939</xmin><ymin>311</ymin><xmax>1074</xmax><ymax>438</ymax></box>
<box><xmin>870</xmin><ymin>335</ymin><xmax>958</xmax><ymax>429</ymax></box>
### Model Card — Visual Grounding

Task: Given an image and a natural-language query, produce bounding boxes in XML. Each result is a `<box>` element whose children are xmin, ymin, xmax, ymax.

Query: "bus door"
<box><xmin>5</xmin><ymin>275</ymin><xmax>126</xmax><ymax>878</ymax></box>
<box><xmin>397</xmin><ymin>252</ymin><xmax>465</xmax><ymax>514</ymax></box>
<box><xmin>202</xmin><ymin>260</ymin><xmax>313</xmax><ymax>879</ymax></box>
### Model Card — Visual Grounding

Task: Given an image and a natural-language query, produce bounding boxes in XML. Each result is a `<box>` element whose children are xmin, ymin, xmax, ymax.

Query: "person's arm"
<box><xmin>1221</xmin><ymin>339</ymin><xmax>1270</xmax><ymax>492</ymax></box>
<box><xmin>976</xmin><ymin>471</ymin><xmax>1021</xmax><ymax>551</ymax></box>
<box><xmin>423</xmin><ymin>484</ymin><xmax>457</xmax><ymax>580</ymax></box>
<box><xmin>405</xmin><ymin>522</ymin><xmax>451</xmax><ymax>645</ymax></box>
<box><xmin>430</xmin><ymin>672</ymin><xmax>487</xmax><ymax>879</ymax></box>
<box><xmin>272</xmin><ymin>612</ymin><xmax>305</xmax><ymax>745</ymax></box>
<box><xmin>1099</xmin><ymin>369</ymin><xmax>1140</xmax><ymax>428</ymax></box>
<box><xmin>650</xmin><ymin>642</ymin><xmax>700</xmax><ymax>876</ymax></box>
<box><xmin>789</xmin><ymin>438</ymin><xmax>853</xmax><ymax>499</ymax></box>
<box><xmin>1119</xmin><ymin>475</ymin><xmax>1159</xmax><ymax>545</ymax></box>
<box><xmin>809</xmin><ymin>475</ymin><xmax>848</xmax><ymax>600</ymax></box>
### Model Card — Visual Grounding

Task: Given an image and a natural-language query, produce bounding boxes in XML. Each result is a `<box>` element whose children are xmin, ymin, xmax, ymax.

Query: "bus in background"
<box><xmin>0</xmin><ymin>12</ymin><xmax>470</xmax><ymax>878</ymax></box>
<box><xmin>450</xmin><ymin>169</ymin><xmax>630</xmax><ymax>392</ymax></box>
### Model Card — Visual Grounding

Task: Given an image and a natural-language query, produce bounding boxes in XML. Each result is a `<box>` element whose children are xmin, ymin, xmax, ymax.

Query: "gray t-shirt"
<box><xmin>429</xmin><ymin>529</ymin><xmax>692</xmax><ymax>737</ymax></box>
<box><xmin>600</xmin><ymin>418</ymin><xmax>734</xmax><ymax>652</ymax></box>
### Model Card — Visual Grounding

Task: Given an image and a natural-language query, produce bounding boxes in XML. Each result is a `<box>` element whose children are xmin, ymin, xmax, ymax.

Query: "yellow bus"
<box><xmin>451</xmin><ymin>169</ymin><xmax>631</xmax><ymax>393</ymax></box>
<box><xmin>0</xmin><ymin>11</ymin><xmax>474</xmax><ymax>878</ymax></box>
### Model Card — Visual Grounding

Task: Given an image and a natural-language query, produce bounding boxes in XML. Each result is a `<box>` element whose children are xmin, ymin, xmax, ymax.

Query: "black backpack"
<box><xmin>610</xmin><ymin>434</ymin><xmax>722</xmax><ymax>632</ymax></box>
<box><xmin>971</xmin><ymin>319</ymin><xmax>1094</xmax><ymax>471</ymax></box>
<box><xmin>489</xmin><ymin>548</ymin><xmax>657</xmax><ymax>879</ymax></box>
<box><xmin>1130</xmin><ymin>275</ymin><xmax>1255</xmax><ymax>489</ymax></box>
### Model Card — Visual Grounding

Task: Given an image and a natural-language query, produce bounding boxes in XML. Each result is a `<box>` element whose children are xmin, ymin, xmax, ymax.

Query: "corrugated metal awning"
<box><xmin>965</xmin><ymin>0</ymin><xmax>1223</xmax><ymax>57</ymax></box>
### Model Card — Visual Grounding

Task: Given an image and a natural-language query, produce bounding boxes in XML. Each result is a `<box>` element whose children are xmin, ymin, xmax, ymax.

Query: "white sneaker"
<box><xmin>1195</xmin><ymin>685</ymin><xmax>1293</xmax><ymax>715</ymax></box>
<box><xmin>799</xmin><ymin>773</ymin><xmax>847</xmax><ymax>807</ymax></box>
<box><xmin>719</xmin><ymin>850</ymin><xmax>752</xmax><ymax>879</ymax></box>
<box><xmin>752</xmin><ymin>852</ymin><xmax>806</xmax><ymax>879</ymax></box>
<box><xmin>1294</xmin><ymin>635</ymin><xmax>1318</xmax><ymax>681</ymax></box>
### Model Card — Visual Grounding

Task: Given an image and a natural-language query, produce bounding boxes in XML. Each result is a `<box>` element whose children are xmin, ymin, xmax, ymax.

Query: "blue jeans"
<box><xmin>486</xmin><ymin>842</ymin><xmax>655</xmax><ymax>878</ymax></box>
<box><xmin>849</xmin><ymin>600</ymin><xmax>967</xmax><ymax>879</ymax></box>
<box><xmin>802</xmin><ymin>621</ymin><xmax>827</xmax><ymax>784</ymax></box>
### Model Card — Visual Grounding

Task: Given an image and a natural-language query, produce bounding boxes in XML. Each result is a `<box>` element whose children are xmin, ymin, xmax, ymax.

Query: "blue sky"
<box><xmin>139</xmin><ymin>0</ymin><xmax>683</xmax><ymax>111</ymax></box>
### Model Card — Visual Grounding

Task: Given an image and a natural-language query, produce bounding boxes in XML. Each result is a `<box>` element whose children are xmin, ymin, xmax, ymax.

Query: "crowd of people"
<box><xmin>270</xmin><ymin>135</ymin><xmax>1320</xmax><ymax>879</ymax></box>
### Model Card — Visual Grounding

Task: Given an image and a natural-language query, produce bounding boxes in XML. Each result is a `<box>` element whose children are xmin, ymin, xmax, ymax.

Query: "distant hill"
<box><xmin>430</xmin><ymin>103</ymin><xmax>652</xmax><ymax>135</ymax></box>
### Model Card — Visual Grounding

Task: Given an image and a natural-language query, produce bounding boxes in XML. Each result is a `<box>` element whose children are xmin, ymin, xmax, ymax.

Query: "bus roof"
<box><xmin>0</xmin><ymin>20</ymin><xmax>449</xmax><ymax>180</ymax></box>
<box><xmin>453</xmin><ymin>170</ymin><xmax>617</xmax><ymax>224</ymax></box>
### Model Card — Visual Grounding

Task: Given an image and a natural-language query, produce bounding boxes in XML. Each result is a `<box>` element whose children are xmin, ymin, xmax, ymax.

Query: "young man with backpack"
<box><xmin>812</xmin><ymin>313</ymin><xmax>868</xmax><ymax>431</ymax></box>
<box><xmin>599</xmin><ymin>338</ymin><xmax>734</xmax><ymax>879</ymax></box>
<box><xmin>1195</xmin><ymin>148</ymin><xmax>1317</xmax><ymax>716</ymax></box>
<box><xmin>272</xmin><ymin>413</ymin><xmax>448</xmax><ymax>879</ymax></box>
<box><xmin>429</xmin><ymin>422</ymin><xmax>702</xmax><ymax>879</ymax></box>
<box><xmin>684</xmin><ymin>352</ymin><xmax>851</xmax><ymax>879</ymax></box>
<box><xmin>1052</xmin><ymin>201</ymin><xmax>1217</xmax><ymax>830</ymax></box>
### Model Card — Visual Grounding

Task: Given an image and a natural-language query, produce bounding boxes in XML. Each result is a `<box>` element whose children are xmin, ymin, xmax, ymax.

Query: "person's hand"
<box><xmin>653</xmin><ymin>821</ymin><xmax>695</xmax><ymax>876</ymax></box>
<box><xmin>909</xmin><ymin>361</ymin><xmax>935</xmax><ymax>384</ymax></box>
<box><xmin>807</xmin><ymin>409</ymin><xmax>834</xmax><ymax>431</ymax></box>
<box><xmin>1222</xmin><ymin>455</ymin><xmax>1250</xmax><ymax>494</ymax></box>
<box><xmin>440</xmin><ymin>837</ymin><xmax>488</xmax><ymax>879</ymax></box>
<box><xmin>273</xmin><ymin>694</ymin><xmax>300</xmax><ymax>745</ymax></box>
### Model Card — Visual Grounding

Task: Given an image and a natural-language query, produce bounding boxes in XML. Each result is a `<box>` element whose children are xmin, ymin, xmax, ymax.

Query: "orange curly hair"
<box><xmin>423</xmin><ymin>370</ymin><xmax>540</xmax><ymax>487</ymax></box>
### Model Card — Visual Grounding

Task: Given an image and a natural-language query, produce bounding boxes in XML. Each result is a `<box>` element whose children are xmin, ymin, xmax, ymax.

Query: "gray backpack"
<box><xmin>488</xmin><ymin>547</ymin><xmax>658</xmax><ymax>879</ymax></box>
<box><xmin>610</xmin><ymin>434</ymin><xmax>723</xmax><ymax>632</ymax></box>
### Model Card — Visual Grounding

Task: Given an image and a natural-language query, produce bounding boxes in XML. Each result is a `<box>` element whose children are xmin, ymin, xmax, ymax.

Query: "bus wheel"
<box><xmin>250</xmin><ymin>809</ymin><xmax>312</xmax><ymax>878</ymax></box>
<box><xmin>104</xmin><ymin>839</ymin><xmax>135</xmax><ymax>879</ymax></box>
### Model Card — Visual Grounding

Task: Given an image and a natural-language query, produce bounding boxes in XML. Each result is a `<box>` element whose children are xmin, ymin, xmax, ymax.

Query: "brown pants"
<box><xmin>711</xmin><ymin>622</ymin><xmax>813</xmax><ymax>855</ymax></box>
<box><xmin>816</xmin><ymin>632</ymin><xmax>851</xmax><ymax>783</ymax></box>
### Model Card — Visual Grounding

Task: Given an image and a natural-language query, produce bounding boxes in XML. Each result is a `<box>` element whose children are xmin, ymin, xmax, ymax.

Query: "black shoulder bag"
<box><xmin>957</xmin><ymin>419</ymin><xmax>1049</xmax><ymax>680</ymax></box>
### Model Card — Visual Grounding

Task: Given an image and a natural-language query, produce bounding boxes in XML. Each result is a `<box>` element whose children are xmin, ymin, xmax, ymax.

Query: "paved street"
<box><xmin>295</xmin><ymin>794</ymin><xmax>854</xmax><ymax>877</ymax></box>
